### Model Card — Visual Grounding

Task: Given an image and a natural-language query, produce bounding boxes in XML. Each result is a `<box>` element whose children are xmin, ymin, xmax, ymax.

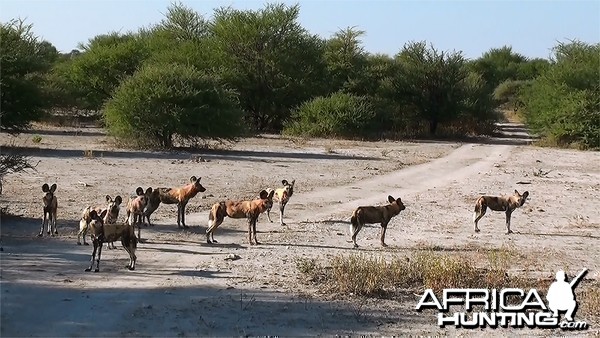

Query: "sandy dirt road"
<box><xmin>1</xmin><ymin>123</ymin><xmax>598</xmax><ymax>337</ymax></box>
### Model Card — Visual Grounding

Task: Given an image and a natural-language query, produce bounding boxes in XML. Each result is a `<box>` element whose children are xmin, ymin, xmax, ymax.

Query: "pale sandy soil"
<box><xmin>1</xmin><ymin>123</ymin><xmax>598</xmax><ymax>337</ymax></box>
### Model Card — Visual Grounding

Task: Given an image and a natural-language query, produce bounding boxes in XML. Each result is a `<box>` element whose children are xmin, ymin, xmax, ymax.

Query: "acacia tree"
<box><xmin>391</xmin><ymin>41</ymin><xmax>479</xmax><ymax>135</ymax></box>
<box><xmin>0</xmin><ymin>19</ymin><xmax>58</xmax><ymax>132</ymax></box>
<box><xmin>53</xmin><ymin>32</ymin><xmax>151</xmax><ymax>111</ymax></box>
<box><xmin>208</xmin><ymin>3</ymin><xmax>327</xmax><ymax>131</ymax></box>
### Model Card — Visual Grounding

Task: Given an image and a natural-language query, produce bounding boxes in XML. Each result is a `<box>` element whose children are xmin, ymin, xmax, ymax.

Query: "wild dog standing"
<box><xmin>473</xmin><ymin>190</ymin><xmax>529</xmax><ymax>234</ymax></box>
<box><xmin>39</xmin><ymin>183</ymin><xmax>58</xmax><ymax>237</ymax></box>
<box><xmin>142</xmin><ymin>188</ymin><xmax>161</xmax><ymax>226</ymax></box>
<box><xmin>84</xmin><ymin>209</ymin><xmax>137</xmax><ymax>272</ymax></box>
<box><xmin>265</xmin><ymin>179</ymin><xmax>295</xmax><ymax>226</ymax></box>
<box><xmin>206</xmin><ymin>189</ymin><xmax>275</xmax><ymax>245</ymax></box>
<box><xmin>350</xmin><ymin>195</ymin><xmax>405</xmax><ymax>248</ymax></box>
<box><xmin>78</xmin><ymin>195</ymin><xmax>123</xmax><ymax>247</ymax></box>
<box><xmin>152</xmin><ymin>176</ymin><xmax>206</xmax><ymax>228</ymax></box>
<box><xmin>126</xmin><ymin>187</ymin><xmax>153</xmax><ymax>240</ymax></box>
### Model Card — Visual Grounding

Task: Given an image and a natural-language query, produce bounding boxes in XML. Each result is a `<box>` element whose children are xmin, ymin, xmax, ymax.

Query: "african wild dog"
<box><xmin>78</xmin><ymin>195</ymin><xmax>122</xmax><ymax>247</ymax></box>
<box><xmin>473</xmin><ymin>190</ymin><xmax>529</xmax><ymax>234</ymax></box>
<box><xmin>39</xmin><ymin>183</ymin><xmax>58</xmax><ymax>237</ymax></box>
<box><xmin>126</xmin><ymin>187</ymin><xmax>153</xmax><ymax>240</ymax></box>
<box><xmin>265</xmin><ymin>179</ymin><xmax>295</xmax><ymax>226</ymax></box>
<box><xmin>206</xmin><ymin>189</ymin><xmax>275</xmax><ymax>245</ymax></box>
<box><xmin>84</xmin><ymin>209</ymin><xmax>137</xmax><ymax>272</ymax></box>
<box><xmin>146</xmin><ymin>176</ymin><xmax>206</xmax><ymax>228</ymax></box>
<box><xmin>350</xmin><ymin>195</ymin><xmax>406</xmax><ymax>248</ymax></box>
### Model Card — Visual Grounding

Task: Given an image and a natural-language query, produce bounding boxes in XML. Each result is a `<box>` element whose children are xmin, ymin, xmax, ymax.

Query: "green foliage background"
<box><xmin>2</xmin><ymin>3</ymin><xmax>598</xmax><ymax>149</ymax></box>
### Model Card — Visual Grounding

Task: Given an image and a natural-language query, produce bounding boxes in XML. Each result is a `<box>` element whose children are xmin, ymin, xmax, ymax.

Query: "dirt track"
<box><xmin>1</xmin><ymin>123</ymin><xmax>599</xmax><ymax>336</ymax></box>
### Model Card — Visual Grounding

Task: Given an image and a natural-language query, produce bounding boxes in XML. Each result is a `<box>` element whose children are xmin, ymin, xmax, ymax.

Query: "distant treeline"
<box><xmin>1</xmin><ymin>3</ymin><xmax>598</xmax><ymax>149</ymax></box>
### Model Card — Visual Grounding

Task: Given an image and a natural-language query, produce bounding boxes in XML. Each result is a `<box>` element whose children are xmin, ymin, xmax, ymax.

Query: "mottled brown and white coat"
<box><xmin>473</xmin><ymin>190</ymin><xmax>529</xmax><ymax>234</ymax></box>
<box><xmin>39</xmin><ymin>183</ymin><xmax>58</xmax><ymax>237</ymax></box>
<box><xmin>143</xmin><ymin>176</ymin><xmax>206</xmax><ymax>228</ymax></box>
<box><xmin>206</xmin><ymin>189</ymin><xmax>275</xmax><ymax>245</ymax></box>
<box><xmin>265</xmin><ymin>179</ymin><xmax>295</xmax><ymax>226</ymax></box>
<box><xmin>84</xmin><ymin>209</ymin><xmax>137</xmax><ymax>272</ymax></box>
<box><xmin>350</xmin><ymin>195</ymin><xmax>405</xmax><ymax>248</ymax></box>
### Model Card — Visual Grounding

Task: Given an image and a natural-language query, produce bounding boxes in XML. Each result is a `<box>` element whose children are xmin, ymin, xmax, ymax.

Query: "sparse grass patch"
<box><xmin>579</xmin><ymin>284</ymin><xmax>600</xmax><ymax>318</ymax></box>
<box><xmin>298</xmin><ymin>247</ymin><xmax>551</xmax><ymax>298</ymax></box>
<box><xmin>31</xmin><ymin>135</ymin><xmax>42</xmax><ymax>143</ymax></box>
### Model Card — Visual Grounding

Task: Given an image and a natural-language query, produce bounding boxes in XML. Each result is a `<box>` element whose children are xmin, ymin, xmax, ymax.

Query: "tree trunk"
<box><xmin>429</xmin><ymin>119</ymin><xmax>438</xmax><ymax>135</ymax></box>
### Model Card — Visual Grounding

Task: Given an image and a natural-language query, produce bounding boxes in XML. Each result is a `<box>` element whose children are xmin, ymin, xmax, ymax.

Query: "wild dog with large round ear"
<box><xmin>78</xmin><ymin>195</ymin><xmax>122</xmax><ymax>246</ymax></box>
<box><xmin>473</xmin><ymin>190</ymin><xmax>530</xmax><ymax>234</ymax></box>
<box><xmin>153</xmin><ymin>176</ymin><xmax>207</xmax><ymax>228</ymax></box>
<box><xmin>85</xmin><ymin>209</ymin><xmax>138</xmax><ymax>273</ymax></box>
<box><xmin>206</xmin><ymin>189</ymin><xmax>275</xmax><ymax>245</ymax></box>
<box><xmin>39</xmin><ymin>183</ymin><xmax>58</xmax><ymax>237</ymax></box>
<box><xmin>350</xmin><ymin>195</ymin><xmax>406</xmax><ymax>248</ymax></box>
<box><xmin>126</xmin><ymin>187</ymin><xmax>153</xmax><ymax>240</ymax></box>
<box><xmin>264</xmin><ymin>179</ymin><xmax>295</xmax><ymax>226</ymax></box>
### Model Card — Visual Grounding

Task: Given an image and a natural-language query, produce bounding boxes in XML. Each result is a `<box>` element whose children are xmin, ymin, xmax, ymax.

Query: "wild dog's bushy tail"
<box><xmin>350</xmin><ymin>209</ymin><xmax>360</xmax><ymax>235</ymax></box>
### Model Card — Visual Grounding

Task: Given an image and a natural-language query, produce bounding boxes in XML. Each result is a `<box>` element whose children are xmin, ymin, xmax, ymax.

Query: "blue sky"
<box><xmin>1</xmin><ymin>0</ymin><xmax>598</xmax><ymax>60</ymax></box>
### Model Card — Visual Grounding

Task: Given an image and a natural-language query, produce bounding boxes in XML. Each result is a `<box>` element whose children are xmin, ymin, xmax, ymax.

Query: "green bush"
<box><xmin>520</xmin><ymin>41</ymin><xmax>600</xmax><ymax>149</ymax></box>
<box><xmin>284</xmin><ymin>92</ymin><xmax>380</xmax><ymax>138</ymax></box>
<box><xmin>104</xmin><ymin>63</ymin><xmax>244</xmax><ymax>148</ymax></box>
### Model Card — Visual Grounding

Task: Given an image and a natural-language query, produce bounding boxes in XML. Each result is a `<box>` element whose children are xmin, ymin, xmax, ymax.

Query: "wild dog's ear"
<box><xmin>135</xmin><ymin>187</ymin><xmax>144</xmax><ymax>196</ymax></box>
<box><xmin>114</xmin><ymin>195</ymin><xmax>123</xmax><ymax>205</ymax></box>
<box><xmin>291</xmin><ymin>180</ymin><xmax>295</xmax><ymax>186</ymax></box>
<box><xmin>49</xmin><ymin>183</ymin><xmax>57</xmax><ymax>193</ymax></box>
<box><xmin>259</xmin><ymin>190</ymin><xmax>269</xmax><ymax>199</ymax></box>
<box><xmin>106</xmin><ymin>195</ymin><xmax>112</xmax><ymax>202</ymax></box>
<box><xmin>267</xmin><ymin>189</ymin><xmax>275</xmax><ymax>199</ymax></box>
<box><xmin>396</xmin><ymin>197</ymin><xmax>402</xmax><ymax>204</ymax></box>
<box><xmin>145</xmin><ymin>187</ymin><xmax>153</xmax><ymax>195</ymax></box>
<box><xmin>99</xmin><ymin>209</ymin><xmax>108</xmax><ymax>220</ymax></box>
<box><xmin>190</xmin><ymin>176</ymin><xmax>198</xmax><ymax>183</ymax></box>
<box><xmin>42</xmin><ymin>183</ymin><xmax>49</xmax><ymax>192</ymax></box>
<box><xmin>388</xmin><ymin>195</ymin><xmax>395</xmax><ymax>204</ymax></box>
<box><xmin>89</xmin><ymin>210</ymin><xmax>98</xmax><ymax>219</ymax></box>
<box><xmin>514</xmin><ymin>189</ymin><xmax>519</xmax><ymax>195</ymax></box>
<box><xmin>282</xmin><ymin>179</ymin><xmax>288</xmax><ymax>186</ymax></box>
<box><xmin>522</xmin><ymin>191</ymin><xmax>529</xmax><ymax>199</ymax></box>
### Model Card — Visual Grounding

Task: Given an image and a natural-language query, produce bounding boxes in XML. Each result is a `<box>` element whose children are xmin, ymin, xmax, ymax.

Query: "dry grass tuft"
<box><xmin>297</xmin><ymin>247</ymin><xmax>561</xmax><ymax>298</ymax></box>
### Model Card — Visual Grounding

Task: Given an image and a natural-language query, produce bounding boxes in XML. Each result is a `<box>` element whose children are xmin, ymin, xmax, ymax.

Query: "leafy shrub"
<box><xmin>520</xmin><ymin>41</ymin><xmax>600</xmax><ymax>149</ymax></box>
<box><xmin>284</xmin><ymin>92</ymin><xmax>380</xmax><ymax>138</ymax></box>
<box><xmin>104</xmin><ymin>63</ymin><xmax>245</xmax><ymax>148</ymax></box>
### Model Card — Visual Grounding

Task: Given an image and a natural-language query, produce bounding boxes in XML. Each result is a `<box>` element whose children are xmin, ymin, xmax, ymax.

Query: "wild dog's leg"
<box><xmin>266</xmin><ymin>205</ymin><xmax>273</xmax><ymax>223</ymax></box>
<box><xmin>206</xmin><ymin>214</ymin><xmax>223</xmax><ymax>244</ymax></box>
<box><xmin>46</xmin><ymin>210</ymin><xmax>51</xmax><ymax>235</ymax></box>
<box><xmin>180</xmin><ymin>201</ymin><xmax>189</xmax><ymax>228</ymax></box>
<box><xmin>252</xmin><ymin>217</ymin><xmax>260</xmax><ymax>245</ymax></box>
<box><xmin>38</xmin><ymin>210</ymin><xmax>46</xmax><ymax>237</ymax></box>
<box><xmin>122</xmin><ymin>235</ymin><xmax>137</xmax><ymax>270</ymax></box>
<box><xmin>78</xmin><ymin>220</ymin><xmax>89</xmax><ymax>245</ymax></box>
<box><xmin>85</xmin><ymin>239</ymin><xmax>98</xmax><ymax>272</ymax></box>
<box><xmin>380</xmin><ymin>221</ymin><xmax>389</xmax><ymax>247</ymax></box>
<box><xmin>247</xmin><ymin>217</ymin><xmax>253</xmax><ymax>245</ymax></box>
<box><xmin>279</xmin><ymin>201</ymin><xmax>287</xmax><ymax>226</ymax></box>
<box><xmin>94</xmin><ymin>241</ymin><xmax>103</xmax><ymax>272</ymax></box>
<box><xmin>505</xmin><ymin>209</ymin><xmax>513</xmax><ymax>234</ymax></box>
<box><xmin>473</xmin><ymin>205</ymin><xmax>487</xmax><ymax>233</ymax></box>
<box><xmin>350</xmin><ymin>217</ymin><xmax>363</xmax><ymax>248</ymax></box>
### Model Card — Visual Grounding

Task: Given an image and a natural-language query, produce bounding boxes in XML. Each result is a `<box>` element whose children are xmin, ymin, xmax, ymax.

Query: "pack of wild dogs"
<box><xmin>37</xmin><ymin>178</ymin><xmax>529</xmax><ymax>272</ymax></box>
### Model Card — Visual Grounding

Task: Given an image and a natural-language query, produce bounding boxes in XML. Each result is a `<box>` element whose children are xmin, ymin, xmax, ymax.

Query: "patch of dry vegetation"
<box><xmin>297</xmin><ymin>246</ymin><xmax>599</xmax><ymax>318</ymax></box>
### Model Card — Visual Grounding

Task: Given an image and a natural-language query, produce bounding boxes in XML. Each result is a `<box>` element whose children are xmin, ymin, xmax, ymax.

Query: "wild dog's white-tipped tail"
<box><xmin>473</xmin><ymin>211</ymin><xmax>477</xmax><ymax>223</ymax></box>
